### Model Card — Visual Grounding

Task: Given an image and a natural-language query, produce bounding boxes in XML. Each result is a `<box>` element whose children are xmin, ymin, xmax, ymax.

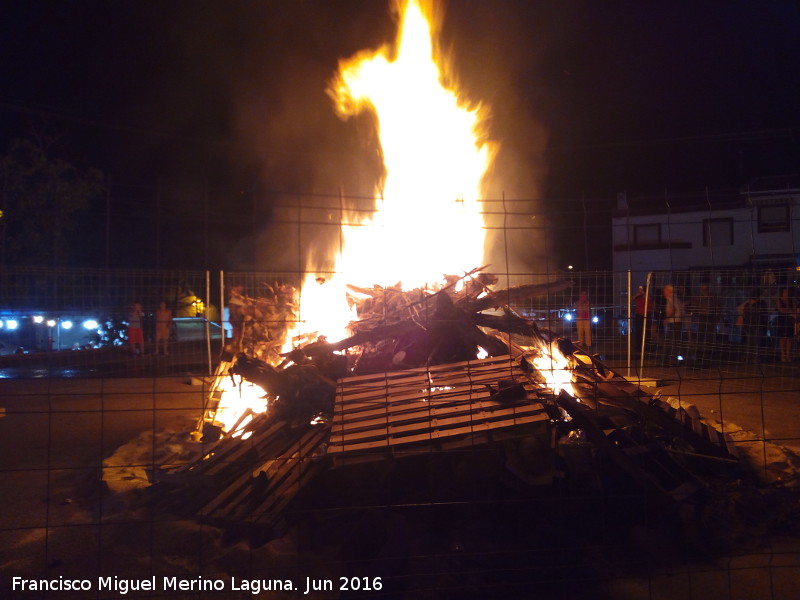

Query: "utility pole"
<box><xmin>105</xmin><ymin>176</ymin><xmax>111</xmax><ymax>268</ymax></box>
<box><xmin>156</xmin><ymin>179</ymin><xmax>162</xmax><ymax>268</ymax></box>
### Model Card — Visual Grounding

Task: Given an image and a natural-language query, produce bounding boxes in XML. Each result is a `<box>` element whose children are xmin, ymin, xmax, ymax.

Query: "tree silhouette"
<box><xmin>0</xmin><ymin>136</ymin><xmax>105</xmax><ymax>267</ymax></box>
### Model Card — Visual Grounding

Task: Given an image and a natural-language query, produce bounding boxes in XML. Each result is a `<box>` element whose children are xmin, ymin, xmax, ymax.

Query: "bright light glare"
<box><xmin>677</xmin><ymin>355</ymin><xmax>684</xmax><ymax>361</ymax></box>
<box><xmin>83</xmin><ymin>319</ymin><xmax>99</xmax><ymax>330</ymax></box>
<box><xmin>33</xmin><ymin>315</ymin><xmax>44</xmax><ymax>324</ymax></box>
<box><xmin>0</xmin><ymin>321</ymin><xmax>4</xmax><ymax>329</ymax></box>
<box><xmin>46</xmin><ymin>319</ymin><xmax>56</xmax><ymax>327</ymax></box>
<box><xmin>592</xmin><ymin>316</ymin><xmax>599</xmax><ymax>324</ymax></box>
<box><xmin>6</xmin><ymin>319</ymin><xmax>18</xmax><ymax>330</ymax></box>
<box><xmin>61</xmin><ymin>321</ymin><xmax>73</xmax><ymax>330</ymax></box>
<box><xmin>564</xmin><ymin>313</ymin><xmax>573</xmax><ymax>322</ymax></box>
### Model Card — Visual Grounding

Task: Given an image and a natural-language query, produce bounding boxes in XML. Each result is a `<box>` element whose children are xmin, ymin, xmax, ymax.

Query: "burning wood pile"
<box><xmin>145</xmin><ymin>270</ymin><xmax>738</xmax><ymax>537</ymax></box>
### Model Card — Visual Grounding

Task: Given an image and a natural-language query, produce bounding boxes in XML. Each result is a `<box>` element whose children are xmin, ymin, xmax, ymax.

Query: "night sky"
<box><xmin>2</xmin><ymin>0</ymin><xmax>799</xmax><ymax>270</ymax></box>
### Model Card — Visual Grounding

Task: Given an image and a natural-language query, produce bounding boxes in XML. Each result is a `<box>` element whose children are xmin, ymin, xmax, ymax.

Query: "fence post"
<box><xmin>639</xmin><ymin>271</ymin><xmax>653</xmax><ymax>377</ymax></box>
<box><xmin>205</xmin><ymin>270</ymin><xmax>212</xmax><ymax>375</ymax></box>
<box><xmin>219</xmin><ymin>270</ymin><xmax>226</xmax><ymax>350</ymax></box>
<box><xmin>627</xmin><ymin>269</ymin><xmax>631</xmax><ymax>377</ymax></box>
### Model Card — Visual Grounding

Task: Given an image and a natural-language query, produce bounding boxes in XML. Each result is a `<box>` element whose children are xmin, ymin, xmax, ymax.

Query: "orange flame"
<box><xmin>530</xmin><ymin>340</ymin><xmax>577</xmax><ymax>397</ymax></box>
<box><xmin>288</xmin><ymin>0</ymin><xmax>498</xmax><ymax>349</ymax></box>
<box><xmin>216</xmin><ymin>1</ymin><xmax>500</xmax><ymax>432</ymax></box>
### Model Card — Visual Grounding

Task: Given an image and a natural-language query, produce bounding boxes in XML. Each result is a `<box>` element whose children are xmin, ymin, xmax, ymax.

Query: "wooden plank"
<box><xmin>326</xmin><ymin>412</ymin><xmax>549</xmax><ymax>454</ymax></box>
<box><xmin>251</xmin><ymin>426</ymin><xmax>330</xmax><ymax>477</ymax></box>
<box><xmin>333</xmin><ymin>402</ymin><xmax>545</xmax><ymax>443</ymax></box>
<box><xmin>332</xmin><ymin>398</ymin><xmax>540</xmax><ymax>437</ymax></box>
<box><xmin>200</xmin><ymin>426</ymin><xmax>329</xmax><ymax>521</ymax></box>
<box><xmin>201</xmin><ymin>422</ymin><xmax>291</xmax><ymax>478</ymax></box>
<box><xmin>337</xmin><ymin>355</ymin><xmax>519</xmax><ymax>386</ymax></box>
<box><xmin>337</xmin><ymin>370</ymin><xmax>518</xmax><ymax>403</ymax></box>
<box><xmin>337</xmin><ymin>372</ymin><xmax>524</xmax><ymax>406</ymax></box>
<box><xmin>336</xmin><ymin>388</ymin><xmax>493</xmax><ymax>420</ymax></box>
<box><xmin>337</xmin><ymin>377</ymin><xmax>535</xmax><ymax>408</ymax></box>
<box><xmin>335</xmin><ymin>383</ymin><xmax>539</xmax><ymax>421</ymax></box>
<box><xmin>197</xmin><ymin>467</ymin><xmax>257</xmax><ymax>517</ymax></box>
<box><xmin>171</xmin><ymin>415</ymin><xmax>283</xmax><ymax>477</ymax></box>
<box><xmin>328</xmin><ymin>418</ymin><xmax>550</xmax><ymax>467</ymax></box>
<box><xmin>329</xmin><ymin>404</ymin><xmax>547</xmax><ymax>445</ymax></box>
<box><xmin>327</xmin><ymin>354</ymin><xmax>545</xmax><ymax>458</ymax></box>
<box><xmin>250</xmin><ymin>459</ymin><xmax>327</xmax><ymax>526</ymax></box>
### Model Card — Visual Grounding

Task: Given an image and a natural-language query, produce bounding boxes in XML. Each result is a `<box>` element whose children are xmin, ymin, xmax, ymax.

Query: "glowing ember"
<box><xmin>530</xmin><ymin>341</ymin><xmax>577</xmax><ymax>397</ymax></box>
<box><xmin>211</xmin><ymin>376</ymin><xmax>268</xmax><ymax>437</ymax></box>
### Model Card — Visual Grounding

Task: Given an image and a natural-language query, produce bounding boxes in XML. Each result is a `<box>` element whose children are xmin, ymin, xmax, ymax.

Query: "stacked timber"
<box><xmin>328</xmin><ymin>354</ymin><xmax>550</xmax><ymax>464</ymax></box>
<box><xmin>149</xmin><ymin>411</ymin><xmax>330</xmax><ymax>532</ymax></box>
<box><xmin>229</xmin><ymin>284</ymin><xmax>298</xmax><ymax>365</ymax></box>
<box><xmin>145</xmin><ymin>269</ymin><xmax>740</xmax><ymax>533</ymax></box>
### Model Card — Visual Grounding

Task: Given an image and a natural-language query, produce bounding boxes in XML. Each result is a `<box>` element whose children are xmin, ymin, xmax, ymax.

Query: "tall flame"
<box><xmin>291</xmin><ymin>0</ymin><xmax>498</xmax><ymax>346</ymax></box>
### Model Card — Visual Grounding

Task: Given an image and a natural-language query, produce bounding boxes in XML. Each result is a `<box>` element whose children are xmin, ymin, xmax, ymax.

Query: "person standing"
<box><xmin>632</xmin><ymin>286</ymin><xmax>651</xmax><ymax>352</ymax></box>
<box><xmin>575</xmin><ymin>290</ymin><xmax>592</xmax><ymax>348</ymax></box>
<box><xmin>693</xmin><ymin>284</ymin><xmax>719</xmax><ymax>364</ymax></box>
<box><xmin>662</xmin><ymin>285</ymin><xmax>685</xmax><ymax>362</ymax></box>
<box><xmin>127</xmin><ymin>302</ymin><xmax>145</xmax><ymax>356</ymax></box>
<box><xmin>155</xmin><ymin>300</ymin><xmax>173</xmax><ymax>355</ymax></box>
<box><xmin>775</xmin><ymin>288</ymin><xmax>796</xmax><ymax>363</ymax></box>
<box><xmin>739</xmin><ymin>292</ymin><xmax>768</xmax><ymax>362</ymax></box>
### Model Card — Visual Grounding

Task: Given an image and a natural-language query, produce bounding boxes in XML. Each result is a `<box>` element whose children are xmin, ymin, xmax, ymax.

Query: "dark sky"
<box><xmin>2</xmin><ymin>0</ymin><xmax>799</xmax><ymax>269</ymax></box>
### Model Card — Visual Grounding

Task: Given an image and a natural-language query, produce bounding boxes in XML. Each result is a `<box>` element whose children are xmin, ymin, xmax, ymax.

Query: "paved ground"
<box><xmin>0</xmin><ymin>376</ymin><xmax>207</xmax><ymax>592</ymax></box>
<box><xmin>1</xmin><ymin>360</ymin><xmax>799</xmax><ymax>599</ymax></box>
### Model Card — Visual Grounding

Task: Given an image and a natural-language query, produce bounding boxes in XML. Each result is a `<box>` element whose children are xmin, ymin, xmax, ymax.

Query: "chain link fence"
<box><xmin>4</xmin><ymin>265</ymin><xmax>797</xmax><ymax>378</ymax></box>
<box><xmin>0</xmin><ymin>267</ymin><xmax>215</xmax><ymax>377</ymax></box>
<box><xmin>2</xmin><ymin>265</ymin><xmax>800</xmax><ymax>598</ymax></box>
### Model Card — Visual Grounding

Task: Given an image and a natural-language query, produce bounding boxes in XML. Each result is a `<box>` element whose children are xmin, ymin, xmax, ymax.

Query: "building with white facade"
<box><xmin>612</xmin><ymin>177</ymin><xmax>800</xmax><ymax>289</ymax></box>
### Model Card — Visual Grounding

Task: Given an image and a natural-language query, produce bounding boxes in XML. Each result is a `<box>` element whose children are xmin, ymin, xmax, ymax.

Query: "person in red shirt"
<box><xmin>127</xmin><ymin>302</ymin><xmax>145</xmax><ymax>356</ymax></box>
<box><xmin>575</xmin><ymin>290</ymin><xmax>592</xmax><ymax>348</ymax></box>
<box><xmin>633</xmin><ymin>286</ymin><xmax>649</xmax><ymax>351</ymax></box>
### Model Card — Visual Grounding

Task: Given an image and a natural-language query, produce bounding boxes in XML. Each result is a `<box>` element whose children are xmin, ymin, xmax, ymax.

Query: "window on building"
<box><xmin>703</xmin><ymin>218</ymin><xmax>734</xmax><ymax>246</ymax></box>
<box><xmin>757</xmin><ymin>204</ymin><xmax>790</xmax><ymax>233</ymax></box>
<box><xmin>633</xmin><ymin>224</ymin><xmax>660</xmax><ymax>245</ymax></box>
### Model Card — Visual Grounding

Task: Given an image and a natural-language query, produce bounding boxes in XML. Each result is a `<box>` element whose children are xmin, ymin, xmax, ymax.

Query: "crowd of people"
<box><xmin>629</xmin><ymin>281</ymin><xmax>798</xmax><ymax>364</ymax></box>
<box><xmin>125</xmin><ymin>300</ymin><xmax>174</xmax><ymax>357</ymax></box>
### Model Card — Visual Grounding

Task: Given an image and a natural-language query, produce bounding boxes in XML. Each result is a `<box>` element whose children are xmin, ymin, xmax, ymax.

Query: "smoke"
<box><xmin>225</xmin><ymin>1</ymin><xmax>394</xmax><ymax>270</ymax></box>
<box><xmin>438</xmin><ymin>1</ymin><xmax>562</xmax><ymax>274</ymax></box>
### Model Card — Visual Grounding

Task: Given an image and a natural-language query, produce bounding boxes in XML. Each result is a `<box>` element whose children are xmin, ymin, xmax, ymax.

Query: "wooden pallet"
<box><xmin>150</xmin><ymin>355</ymin><xmax>552</xmax><ymax>528</ymax></box>
<box><xmin>327</xmin><ymin>355</ymin><xmax>550</xmax><ymax>462</ymax></box>
<box><xmin>195</xmin><ymin>357</ymin><xmax>235</xmax><ymax>433</ymax></box>
<box><xmin>556</xmin><ymin>392</ymin><xmax>707</xmax><ymax>505</ymax></box>
<box><xmin>150</xmin><ymin>408</ymin><xmax>331</xmax><ymax>529</ymax></box>
<box><xmin>650</xmin><ymin>396</ymin><xmax>731</xmax><ymax>454</ymax></box>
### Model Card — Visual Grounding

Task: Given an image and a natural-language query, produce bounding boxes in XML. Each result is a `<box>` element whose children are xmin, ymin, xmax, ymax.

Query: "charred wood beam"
<box><xmin>472</xmin><ymin>311</ymin><xmax>543</xmax><ymax>340</ymax></box>
<box><xmin>462</xmin><ymin>280</ymin><xmax>573</xmax><ymax>313</ymax></box>
<box><xmin>282</xmin><ymin>319</ymin><xmax>425</xmax><ymax>359</ymax></box>
<box><xmin>556</xmin><ymin>391</ymin><xmax>701</xmax><ymax>507</ymax></box>
<box><xmin>568</xmin><ymin>351</ymin><xmax>733</xmax><ymax>460</ymax></box>
<box><xmin>230</xmin><ymin>355</ymin><xmax>339</xmax><ymax>423</ymax></box>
